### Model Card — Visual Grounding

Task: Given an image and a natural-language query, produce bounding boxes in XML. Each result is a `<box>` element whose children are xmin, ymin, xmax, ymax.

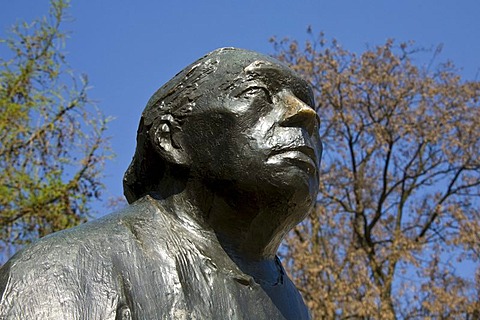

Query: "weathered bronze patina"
<box><xmin>0</xmin><ymin>48</ymin><xmax>321</xmax><ymax>319</ymax></box>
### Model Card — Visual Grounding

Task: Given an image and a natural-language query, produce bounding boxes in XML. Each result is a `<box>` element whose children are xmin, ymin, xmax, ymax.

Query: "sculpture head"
<box><xmin>123</xmin><ymin>48</ymin><xmax>321</xmax><ymax>223</ymax></box>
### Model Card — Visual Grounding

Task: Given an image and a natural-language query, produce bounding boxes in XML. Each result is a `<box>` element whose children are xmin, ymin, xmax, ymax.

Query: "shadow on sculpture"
<box><xmin>0</xmin><ymin>48</ymin><xmax>322</xmax><ymax>320</ymax></box>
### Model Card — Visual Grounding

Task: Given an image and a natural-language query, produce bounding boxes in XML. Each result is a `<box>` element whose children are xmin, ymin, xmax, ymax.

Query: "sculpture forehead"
<box><xmin>144</xmin><ymin>48</ymin><xmax>314</xmax><ymax>119</ymax></box>
<box><xmin>210</xmin><ymin>48</ymin><xmax>309</xmax><ymax>85</ymax></box>
<box><xmin>200</xmin><ymin>48</ymin><xmax>314</xmax><ymax>105</ymax></box>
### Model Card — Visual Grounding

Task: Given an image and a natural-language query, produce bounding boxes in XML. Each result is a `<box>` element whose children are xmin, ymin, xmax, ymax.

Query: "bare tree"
<box><xmin>272</xmin><ymin>32</ymin><xmax>480</xmax><ymax>319</ymax></box>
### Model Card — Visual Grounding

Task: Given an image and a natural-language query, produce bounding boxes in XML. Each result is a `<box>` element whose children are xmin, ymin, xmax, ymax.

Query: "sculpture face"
<box><xmin>181</xmin><ymin>59</ymin><xmax>321</xmax><ymax>206</ymax></box>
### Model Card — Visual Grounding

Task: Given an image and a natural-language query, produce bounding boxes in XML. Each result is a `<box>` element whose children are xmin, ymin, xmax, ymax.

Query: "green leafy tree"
<box><xmin>0</xmin><ymin>0</ymin><xmax>112</xmax><ymax>262</ymax></box>
<box><xmin>272</xmin><ymin>32</ymin><xmax>480</xmax><ymax>319</ymax></box>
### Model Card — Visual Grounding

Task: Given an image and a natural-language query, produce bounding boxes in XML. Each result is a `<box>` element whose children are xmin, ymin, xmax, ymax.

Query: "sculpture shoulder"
<box><xmin>2</xmin><ymin>196</ymin><xmax>160</xmax><ymax>266</ymax></box>
<box><xmin>0</xmin><ymin>196</ymin><xmax>171</xmax><ymax>319</ymax></box>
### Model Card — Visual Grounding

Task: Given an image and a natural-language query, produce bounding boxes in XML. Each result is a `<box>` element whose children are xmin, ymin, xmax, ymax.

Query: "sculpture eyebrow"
<box><xmin>244</xmin><ymin>62</ymin><xmax>314</xmax><ymax>107</ymax></box>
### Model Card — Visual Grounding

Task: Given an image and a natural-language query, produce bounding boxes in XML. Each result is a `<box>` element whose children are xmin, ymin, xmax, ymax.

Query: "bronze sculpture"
<box><xmin>0</xmin><ymin>48</ymin><xmax>321</xmax><ymax>319</ymax></box>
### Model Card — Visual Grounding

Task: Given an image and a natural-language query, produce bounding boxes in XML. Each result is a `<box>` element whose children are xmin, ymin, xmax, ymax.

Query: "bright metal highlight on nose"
<box><xmin>280</xmin><ymin>93</ymin><xmax>318</xmax><ymax>136</ymax></box>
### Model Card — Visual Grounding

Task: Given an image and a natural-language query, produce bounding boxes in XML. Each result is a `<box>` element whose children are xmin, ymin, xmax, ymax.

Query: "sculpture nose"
<box><xmin>279</xmin><ymin>92</ymin><xmax>318</xmax><ymax>136</ymax></box>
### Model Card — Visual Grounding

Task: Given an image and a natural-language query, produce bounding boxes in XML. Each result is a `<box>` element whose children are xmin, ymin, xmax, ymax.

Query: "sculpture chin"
<box><xmin>264</xmin><ymin>157</ymin><xmax>319</xmax><ymax>204</ymax></box>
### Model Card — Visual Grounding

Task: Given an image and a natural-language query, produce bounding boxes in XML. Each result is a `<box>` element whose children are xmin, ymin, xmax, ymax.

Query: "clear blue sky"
<box><xmin>1</xmin><ymin>0</ymin><xmax>479</xmax><ymax>209</ymax></box>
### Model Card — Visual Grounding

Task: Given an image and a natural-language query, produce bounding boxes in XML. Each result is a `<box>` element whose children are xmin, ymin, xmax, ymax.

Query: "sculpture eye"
<box><xmin>237</xmin><ymin>86</ymin><xmax>272</xmax><ymax>103</ymax></box>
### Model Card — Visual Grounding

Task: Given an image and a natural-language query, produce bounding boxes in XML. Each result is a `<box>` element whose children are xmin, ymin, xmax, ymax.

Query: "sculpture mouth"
<box><xmin>267</xmin><ymin>146</ymin><xmax>318</xmax><ymax>174</ymax></box>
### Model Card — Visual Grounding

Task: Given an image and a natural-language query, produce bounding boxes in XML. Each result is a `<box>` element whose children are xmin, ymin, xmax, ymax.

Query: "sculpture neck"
<box><xmin>150</xmin><ymin>177</ymin><xmax>298</xmax><ymax>261</ymax></box>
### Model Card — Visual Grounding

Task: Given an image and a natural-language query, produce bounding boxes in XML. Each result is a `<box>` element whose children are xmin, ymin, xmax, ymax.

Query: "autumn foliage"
<box><xmin>272</xmin><ymin>32</ymin><xmax>480</xmax><ymax>319</ymax></box>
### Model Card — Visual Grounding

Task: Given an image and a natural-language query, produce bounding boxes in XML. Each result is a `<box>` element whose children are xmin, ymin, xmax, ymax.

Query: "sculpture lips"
<box><xmin>268</xmin><ymin>146</ymin><xmax>318</xmax><ymax>174</ymax></box>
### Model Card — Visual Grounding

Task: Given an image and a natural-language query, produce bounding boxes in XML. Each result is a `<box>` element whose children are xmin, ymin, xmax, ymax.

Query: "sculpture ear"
<box><xmin>149</xmin><ymin>117</ymin><xmax>190</xmax><ymax>166</ymax></box>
